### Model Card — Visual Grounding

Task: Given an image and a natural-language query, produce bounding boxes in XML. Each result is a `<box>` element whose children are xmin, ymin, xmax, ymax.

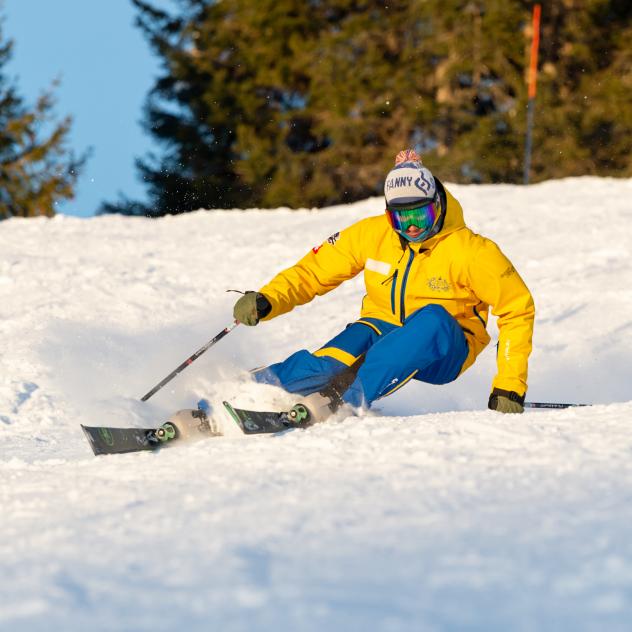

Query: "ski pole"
<box><xmin>141</xmin><ymin>321</ymin><xmax>239</xmax><ymax>401</ymax></box>
<box><xmin>524</xmin><ymin>401</ymin><xmax>588</xmax><ymax>409</ymax></box>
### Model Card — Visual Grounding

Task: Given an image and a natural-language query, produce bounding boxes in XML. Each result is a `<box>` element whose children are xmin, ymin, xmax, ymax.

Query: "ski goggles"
<box><xmin>385</xmin><ymin>200</ymin><xmax>440</xmax><ymax>239</ymax></box>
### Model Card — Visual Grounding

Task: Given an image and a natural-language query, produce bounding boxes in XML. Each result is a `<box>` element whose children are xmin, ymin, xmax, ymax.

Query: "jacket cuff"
<box><xmin>256</xmin><ymin>293</ymin><xmax>272</xmax><ymax>319</ymax></box>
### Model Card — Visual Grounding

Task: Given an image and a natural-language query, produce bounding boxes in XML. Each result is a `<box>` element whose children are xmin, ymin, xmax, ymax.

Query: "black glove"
<box><xmin>488</xmin><ymin>388</ymin><xmax>525</xmax><ymax>414</ymax></box>
<box><xmin>233</xmin><ymin>291</ymin><xmax>272</xmax><ymax>326</ymax></box>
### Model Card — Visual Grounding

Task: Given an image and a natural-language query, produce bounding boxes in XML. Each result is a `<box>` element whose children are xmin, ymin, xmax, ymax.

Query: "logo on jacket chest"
<box><xmin>427</xmin><ymin>276</ymin><xmax>452</xmax><ymax>292</ymax></box>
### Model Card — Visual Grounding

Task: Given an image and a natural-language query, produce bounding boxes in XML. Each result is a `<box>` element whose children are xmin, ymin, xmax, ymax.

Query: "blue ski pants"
<box><xmin>253</xmin><ymin>304</ymin><xmax>469</xmax><ymax>408</ymax></box>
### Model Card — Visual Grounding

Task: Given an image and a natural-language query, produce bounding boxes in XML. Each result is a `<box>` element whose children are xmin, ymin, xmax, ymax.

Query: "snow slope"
<box><xmin>1</xmin><ymin>177</ymin><xmax>631</xmax><ymax>631</ymax></box>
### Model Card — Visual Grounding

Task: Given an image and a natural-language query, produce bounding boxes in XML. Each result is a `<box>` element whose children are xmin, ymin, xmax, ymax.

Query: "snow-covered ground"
<box><xmin>1</xmin><ymin>177</ymin><xmax>631</xmax><ymax>631</ymax></box>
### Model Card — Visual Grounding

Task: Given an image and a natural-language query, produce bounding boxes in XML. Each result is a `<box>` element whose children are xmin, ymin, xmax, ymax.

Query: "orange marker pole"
<box><xmin>524</xmin><ymin>3</ymin><xmax>541</xmax><ymax>184</ymax></box>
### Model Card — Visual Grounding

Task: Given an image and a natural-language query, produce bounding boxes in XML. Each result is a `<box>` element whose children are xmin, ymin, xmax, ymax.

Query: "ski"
<box><xmin>222</xmin><ymin>401</ymin><xmax>311</xmax><ymax>434</ymax></box>
<box><xmin>82</xmin><ymin>401</ymin><xmax>221</xmax><ymax>456</ymax></box>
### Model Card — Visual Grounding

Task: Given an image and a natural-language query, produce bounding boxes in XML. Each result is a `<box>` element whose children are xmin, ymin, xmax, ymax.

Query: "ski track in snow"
<box><xmin>1</xmin><ymin>177</ymin><xmax>632</xmax><ymax>631</ymax></box>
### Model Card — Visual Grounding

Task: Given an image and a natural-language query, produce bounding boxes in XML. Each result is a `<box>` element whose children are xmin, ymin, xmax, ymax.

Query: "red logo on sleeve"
<box><xmin>312</xmin><ymin>245</ymin><xmax>322</xmax><ymax>254</ymax></box>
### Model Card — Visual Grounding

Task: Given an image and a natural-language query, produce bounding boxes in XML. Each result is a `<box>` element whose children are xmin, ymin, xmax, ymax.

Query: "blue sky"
<box><xmin>4</xmin><ymin>0</ymin><xmax>176</xmax><ymax>217</ymax></box>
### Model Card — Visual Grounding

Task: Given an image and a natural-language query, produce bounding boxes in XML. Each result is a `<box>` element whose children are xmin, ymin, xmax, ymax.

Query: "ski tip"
<box><xmin>80</xmin><ymin>424</ymin><xmax>101</xmax><ymax>456</ymax></box>
<box><xmin>222</xmin><ymin>401</ymin><xmax>244</xmax><ymax>432</ymax></box>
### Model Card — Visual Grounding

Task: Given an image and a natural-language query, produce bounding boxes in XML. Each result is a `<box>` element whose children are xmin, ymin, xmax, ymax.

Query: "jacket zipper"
<box><xmin>390</xmin><ymin>270</ymin><xmax>398</xmax><ymax>315</ymax></box>
<box><xmin>399</xmin><ymin>249</ymin><xmax>415</xmax><ymax>323</ymax></box>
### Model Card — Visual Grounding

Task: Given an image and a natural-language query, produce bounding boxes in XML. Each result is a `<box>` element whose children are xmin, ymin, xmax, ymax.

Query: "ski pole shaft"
<box><xmin>141</xmin><ymin>321</ymin><xmax>239</xmax><ymax>401</ymax></box>
<box><xmin>524</xmin><ymin>401</ymin><xmax>588</xmax><ymax>409</ymax></box>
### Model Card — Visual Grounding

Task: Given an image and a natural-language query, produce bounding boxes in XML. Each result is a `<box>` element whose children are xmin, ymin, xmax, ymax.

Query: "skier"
<box><xmin>233</xmin><ymin>149</ymin><xmax>535</xmax><ymax>419</ymax></box>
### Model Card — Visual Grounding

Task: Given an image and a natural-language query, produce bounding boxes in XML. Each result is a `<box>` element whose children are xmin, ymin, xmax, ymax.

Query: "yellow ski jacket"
<box><xmin>259</xmin><ymin>186</ymin><xmax>535</xmax><ymax>396</ymax></box>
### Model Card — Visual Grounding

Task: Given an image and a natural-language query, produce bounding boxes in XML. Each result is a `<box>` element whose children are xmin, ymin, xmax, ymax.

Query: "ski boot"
<box><xmin>286</xmin><ymin>392</ymin><xmax>335</xmax><ymax>425</ymax></box>
<box><xmin>286</xmin><ymin>356</ymin><xmax>365</xmax><ymax>425</ymax></box>
<box><xmin>154</xmin><ymin>399</ymin><xmax>222</xmax><ymax>443</ymax></box>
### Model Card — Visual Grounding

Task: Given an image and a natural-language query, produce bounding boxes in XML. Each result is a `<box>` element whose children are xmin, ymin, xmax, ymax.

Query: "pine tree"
<box><xmin>0</xmin><ymin>20</ymin><xmax>85</xmax><ymax>220</ymax></box>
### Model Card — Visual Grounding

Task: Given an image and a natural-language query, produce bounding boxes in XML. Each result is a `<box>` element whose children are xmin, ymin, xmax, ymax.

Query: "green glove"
<box><xmin>233</xmin><ymin>291</ymin><xmax>272</xmax><ymax>326</ymax></box>
<box><xmin>488</xmin><ymin>388</ymin><xmax>525</xmax><ymax>414</ymax></box>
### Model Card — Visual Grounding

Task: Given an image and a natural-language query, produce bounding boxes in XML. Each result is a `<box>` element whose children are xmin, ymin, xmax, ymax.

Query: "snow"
<box><xmin>1</xmin><ymin>177</ymin><xmax>632</xmax><ymax>631</ymax></box>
